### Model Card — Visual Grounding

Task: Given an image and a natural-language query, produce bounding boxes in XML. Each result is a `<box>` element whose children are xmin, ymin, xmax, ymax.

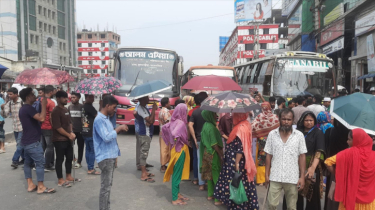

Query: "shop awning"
<box><xmin>357</xmin><ymin>73</ymin><xmax>375</xmax><ymax>80</ymax></box>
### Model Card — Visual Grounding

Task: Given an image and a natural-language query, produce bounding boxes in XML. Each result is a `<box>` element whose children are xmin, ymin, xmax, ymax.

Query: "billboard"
<box><xmin>238</xmin><ymin>34</ymin><xmax>279</xmax><ymax>44</ymax></box>
<box><xmin>355</xmin><ymin>10</ymin><xmax>375</xmax><ymax>37</ymax></box>
<box><xmin>367</xmin><ymin>34</ymin><xmax>375</xmax><ymax>72</ymax></box>
<box><xmin>320</xmin><ymin>19</ymin><xmax>344</xmax><ymax>46</ymax></box>
<box><xmin>219</xmin><ymin>36</ymin><xmax>229</xmax><ymax>52</ymax></box>
<box><xmin>235</xmin><ymin>0</ymin><xmax>272</xmax><ymax>22</ymax></box>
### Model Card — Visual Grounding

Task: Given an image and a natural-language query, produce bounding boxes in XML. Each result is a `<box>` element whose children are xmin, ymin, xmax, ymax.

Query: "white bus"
<box><xmin>234</xmin><ymin>51</ymin><xmax>335</xmax><ymax>98</ymax></box>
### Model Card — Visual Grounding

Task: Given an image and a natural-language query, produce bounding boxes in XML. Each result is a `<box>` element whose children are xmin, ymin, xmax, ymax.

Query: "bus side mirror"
<box><xmin>178</xmin><ymin>56</ymin><xmax>184</xmax><ymax>76</ymax></box>
<box><xmin>108</xmin><ymin>59</ymin><xmax>115</xmax><ymax>73</ymax></box>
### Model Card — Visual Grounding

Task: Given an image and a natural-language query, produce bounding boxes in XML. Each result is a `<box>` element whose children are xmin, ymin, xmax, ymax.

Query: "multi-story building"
<box><xmin>76</xmin><ymin>30</ymin><xmax>121</xmax><ymax>77</ymax></box>
<box><xmin>219</xmin><ymin>24</ymin><xmax>288</xmax><ymax>66</ymax></box>
<box><xmin>0</xmin><ymin>0</ymin><xmax>79</xmax><ymax>72</ymax></box>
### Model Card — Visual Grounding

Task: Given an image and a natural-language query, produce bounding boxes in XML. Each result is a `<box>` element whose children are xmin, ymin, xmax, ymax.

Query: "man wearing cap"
<box><xmin>322</xmin><ymin>97</ymin><xmax>331</xmax><ymax>112</ymax></box>
<box><xmin>370</xmin><ymin>87</ymin><xmax>375</xmax><ymax>95</ymax></box>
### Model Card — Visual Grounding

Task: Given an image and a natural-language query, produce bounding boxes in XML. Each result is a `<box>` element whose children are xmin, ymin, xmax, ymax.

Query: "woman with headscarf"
<box><xmin>317</xmin><ymin>111</ymin><xmax>334</xmax><ymax>134</ymax></box>
<box><xmin>183</xmin><ymin>95</ymin><xmax>195</xmax><ymax>112</ymax></box>
<box><xmin>323</xmin><ymin>120</ymin><xmax>349</xmax><ymax>210</ymax></box>
<box><xmin>283</xmin><ymin>111</ymin><xmax>325</xmax><ymax>210</ymax></box>
<box><xmin>325</xmin><ymin>128</ymin><xmax>375</xmax><ymax>210</ymax></box>
<box><xmin>219</xmin><ymin>113</ymin><xmax>232</xmax><ymax>152</ymax></box>
<box><xmin>214</xmin><ymin>113</ymin><xmax>259</xmax><ymax>210</ymax></box>
<box><xmin>162</xmin><ymin>104</ymin><xmax>191</xmax><ymax>206</ymax></box>
<box><xmin>200</xmin><ymin>110</ymin><xmax>223</xmax><ymax>205</ymax></box>
<box><xmin>252</xmin><ymin>102</ymin><xmax>279</xmax><ymax>185</ymax></box>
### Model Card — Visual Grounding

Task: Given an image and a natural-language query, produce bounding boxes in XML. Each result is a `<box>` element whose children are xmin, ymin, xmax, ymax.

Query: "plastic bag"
<box><xmin>229</xmin><ymin>180</ymin><xmax>249</xmax><ymax>205</ymax></box>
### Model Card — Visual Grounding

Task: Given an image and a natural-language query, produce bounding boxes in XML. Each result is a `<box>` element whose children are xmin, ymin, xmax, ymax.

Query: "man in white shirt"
<box><xmin>265</xmin><ymin>109</ymin><xmax>307</xmax><ymax>210</ymax></box>
<box><xmin>322</xmin><ymin>97</ymin><xmax>331</xmax><ymax>112</ymax></box>
<box><xmin>307</xmin><ymin>94</ymin><xmax>325</xmax><ymax>116</ymax></box>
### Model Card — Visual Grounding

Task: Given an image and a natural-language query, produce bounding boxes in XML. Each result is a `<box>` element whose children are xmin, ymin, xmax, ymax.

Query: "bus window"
<box><xmin>249</xmin><ymin>63</ymin><xmax>258</xmax><ymax>84</ymax></box>
<box><xmin>257</xmin><ymin>62</ymin><xmax>269</xmax><ymax>84</ymax></box>
<box><xmin>238</xmin><ymin>67</ymin><xmax>245</xmax><ymax>84</ymax></box>
<box><xmin>253</xmin><ymin>63</ymin><xmax>263</xmax><ymax>83</ymax></box>
<box><xmin>244</xmin><ymin>65</ymin><xmax>252</xmax><ymax>84</ymax></box>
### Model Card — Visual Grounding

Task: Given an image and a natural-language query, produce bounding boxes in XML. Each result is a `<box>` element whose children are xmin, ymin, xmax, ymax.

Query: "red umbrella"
<box><xmin>181</xmin><ymin>75</ymin><xmax>241</xmax><ymax>91</ymax></box>
<box><xmin>14</xmin><ymin>68</ymin><xmax>74</xmax><ymax>85</ymax></box>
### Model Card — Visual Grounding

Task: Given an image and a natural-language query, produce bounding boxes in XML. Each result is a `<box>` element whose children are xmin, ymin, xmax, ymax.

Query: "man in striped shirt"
<box><xmin>1</xmin><ymin>87</ymin><xmax>24</xmax><ymax>169</ymax></box>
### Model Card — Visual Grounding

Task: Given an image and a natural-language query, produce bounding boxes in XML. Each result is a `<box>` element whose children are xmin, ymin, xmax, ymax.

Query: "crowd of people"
<box><xmin>1</xmin><ymin>85</ymin><xmax>375</xmax><ymax>210</ymax></box>
<box><xmin>153</xmin><ymin>91</ymin><xmax>375</xmax><ymax>210</ymax></box>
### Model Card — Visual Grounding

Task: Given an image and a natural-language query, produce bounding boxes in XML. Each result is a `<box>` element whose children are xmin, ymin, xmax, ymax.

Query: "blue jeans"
<box><xmin>23</xmin><ymin>141</ymin><xmax>45</xmax><ymax>182</ymax></box>
<box><xmin>193</xmin><ymin>141</ymin><xmax>205</xmax><ymax>185</ymax></box>
<box><xmin>12</xmin><ymin>131</ymin><xmax>24</xmax><ymax>163</ymax></box>
<box><xmin>84</xmin><ymin>136</ymin><xmax>95</xmax><ymax>170</ymax></box>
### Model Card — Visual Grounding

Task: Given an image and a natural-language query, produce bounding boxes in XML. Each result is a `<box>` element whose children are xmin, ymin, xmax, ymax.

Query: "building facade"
<box><xmin>0</xmin><ymin>0</ymin><xmax>78</xmax><ymax>69</ymax></box>
<box><xmin>76</xmin><ymin>30</ymin><xmax>120</xmax><ymax>77</ymax></box>
<box><xmin>219</xmin><ymin>24</ymin><xmax>288</xmax><ymax>66</ymax></box>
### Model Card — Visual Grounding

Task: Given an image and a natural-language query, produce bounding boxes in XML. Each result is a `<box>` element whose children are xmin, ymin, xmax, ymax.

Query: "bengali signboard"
<box><xmin>235</xmin><ymin>0</ymin><xmax>272</xmax><ymax>22</ymax></box>
<box><xmin>320</xmin><ymin>19</ymin><xmax>345</xmax><ymax>46</ymax></box>
<box><xmin>355</xmin><ymin>10</ymin><xmax>375</xmax><ymax>37</ymax></box>
<box><xmin>322</xmin><ymin>37</ymin><xmax>344</xmax><ymax>54</ymax></box>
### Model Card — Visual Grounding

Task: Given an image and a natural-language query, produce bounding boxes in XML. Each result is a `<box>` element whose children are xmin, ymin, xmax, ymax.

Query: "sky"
<box><xmin>76</xmin><ymin>0</ymin><xmax>236</xmax><ymax>70</ymax></box>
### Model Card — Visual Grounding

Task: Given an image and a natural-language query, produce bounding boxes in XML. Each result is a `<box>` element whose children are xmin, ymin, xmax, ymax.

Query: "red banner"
<box><xmin>320</xmin><ymin>19</ymin><xmax>344</xmax><ymax>46</ymax></box>
<box><xmin>237</xmin><ymin>50</ymin><xmax>265</xmax><ymax>59</ymax></box>
<box><xmin>77</xmin><ymin>40</ymin><xmax>108</xmax><ymax>43</ymax></box>
<box><xmin>79</xmin><ymin>65</ymin><xmax>108</xmax><ymax>69</ymax></box>
<box><xmin>78</xmin><ymin>56</ymin><xmax>110</xmax><ymax>61</ymax></box>
<box><xmin>78</xmin><ymin>47</ymin><xmax>109</xmax><ymax>52</ymax></box>
<box><xmin>238</xmin><ymin>35</ymin><xmax>279</xmax><ymax>44</ymax></box>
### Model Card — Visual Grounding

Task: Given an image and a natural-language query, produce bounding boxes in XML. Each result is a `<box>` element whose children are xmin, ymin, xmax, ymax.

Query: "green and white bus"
<box><xmin>234</xmin><ymin>51</ymin><xmax>335</xmax><ymax>98</ymax></box>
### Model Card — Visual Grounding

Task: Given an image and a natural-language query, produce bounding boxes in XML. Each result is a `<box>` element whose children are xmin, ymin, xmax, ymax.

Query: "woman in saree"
<box><xmin>325</xmin><ymin>128</ymin><xmax>375</xmax><ymax>210</ymax></box>
<box><xmin>214</xmin><ymin>113</ymin><xmax>259</xmax><ymax>210</ymax></box>
<box><xmin>283</xmin><ymin>111</ymin><xmax>325</xmax><ymax>210</ymax></box>
<box><xmin>162</xmin><ymin>104</ymin><xmax>191</xmax><ymax>206</ymax></box>
<box><xmin>317</xmin><ymin>111</ymin><xmax>334</xmax><ymax>134</ymax></box>
<box><xmin>252</xmin><ymin>102</ymin><xmax>279</xmax><ymax>185</ymax></box>
<box><xmin>200</xmin><ymin>110</ymin><xmax>223</xmax><ymax>205</ymax></box>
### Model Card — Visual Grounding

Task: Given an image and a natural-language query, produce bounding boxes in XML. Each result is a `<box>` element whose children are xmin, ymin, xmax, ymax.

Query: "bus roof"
<box><xmin>116</xmin><ymin>47</ymin><xmax>177</xmax><ymax>52</ymax></box>
<box><xmin>189</xmin><ymin>66</ymin><xmax>235</xmax><ymax>71</ymax></box>
<box><xmin>234</xmin><ymin>51</ymin><xmax>333</xmax><ymax>68</ymax></box>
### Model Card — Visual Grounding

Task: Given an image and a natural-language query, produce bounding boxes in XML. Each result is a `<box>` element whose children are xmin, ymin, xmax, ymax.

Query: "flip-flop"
<box><xmin>137</xmin><ymin>167</ymin><xmax>149</xmax><ymax>171</ymax></box>
<box><xmin>207</xmin><ymin>197</ymin><xmax>214</xmax><ymax>201</ymax></box>
<box><xmin>37</xmin><ymin>188</ymin><xmax>56</xmax><ymax>194</ymax></box>
<box><xmin>88</xmin><ymin>170</ymin><xmax>101</xmax><ymax>175</ymax></box>
<box><xmin>172</xmin><ymin>201</ymin><xmax>187</xmax><ymax>206</ymax></box>
<box><xmin>178</xmin><ymin>196</ymin><xmax>190</xmax><ymax>201</ymax></box>
<box><xmin>192</xmin><ymin>180</ymin><xmax>198</xmax><ymax>185</ymax></box>
<box><xmin>141</xmin><ymin>177</ymin><xmax>155</xmax><ymax>183</ymax></box>
<box><xmin>147</xmin><ymin>173</ymin><xmax>155</xmax><ymax>177</ymax></box>
<box><xmin>146</xmin><ymin>164</ymin><xmax>154</xmax><ymax>168</ymax></box>
<box><xmin>58</xmin><ymin>182</ymin><xmax>72</xmax><ymax>188</ymax></box>
<box><xmin>214</xmin><ymin>202</ymin><xmax>223</xmax><ymax>206</ymax></box>
<box><xmin>68</xmin><ymin>178</ymin><xmax>82</xmax><ymax>183</ymax></box>
<box><xmin>27</xmin><ymin>186</ymin><xmax>38</xmax><ymax>193</ymax></box>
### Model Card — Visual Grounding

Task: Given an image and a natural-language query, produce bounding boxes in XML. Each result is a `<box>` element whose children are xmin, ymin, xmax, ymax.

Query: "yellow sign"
<box><xmin>324</xmin><ymin>3</ymin><xmax>344</xmax><ymax>26</ymax></box>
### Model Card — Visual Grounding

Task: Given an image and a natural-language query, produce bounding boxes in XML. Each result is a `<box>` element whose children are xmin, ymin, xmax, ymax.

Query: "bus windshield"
<box><xmin>116</xmin><ymin>50</ymin><xmax>176</xmax><ymax>92</ymax></box>
<box><xmin>273</xmin><ymin>58</ymin><xmax>333</xmax><ymax>97</ymax></box>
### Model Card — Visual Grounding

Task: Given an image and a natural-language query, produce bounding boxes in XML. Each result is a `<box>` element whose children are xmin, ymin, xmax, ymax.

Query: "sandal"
<box><xmin>146</xmin><ymin>164</ymin><xmax>154</xmax><ymax>168</ymax></box>
<box><xmin>88</xmin><ymin>170</ymin><xmax>101</xmax><ymax>175</ymax></box>
<box><xmin>137</xmin><ymin>167</ymin><xmax>150</xmax><ymax>171</ymax></box>
<box><xmin>199</xmin><ymin>185</ymin><xmax>205</xmax><ymax>191</ymax></box>
<box><xmin>192</xmin><ymin>180</ymin><xmax>198</xmax><ymax>185</ymax></box>
<box><xmin>67</xmin><ymin>178</ymin><xmax>82</xmax><ymax>183</ymax></box>
<box><xmin>172</xmin><ymin>200</ymin><xmax>187</xmax><ymax>206</ymax></box>
<box><xmin>37</xmin><ymin>188</ymin><xmax>56</xmax><ymax>194</ymax></box>
<box><xmin>141</xmin><ymin>177</ymin><xmax>155</xmax><ymax>183</ymax></box>
<box><xmin>74</xmin><ymin>163</ymin><xmax>82</xmax><ymax>169</ymax></box>
<box><xmin>28</xmin><ymin>186</ymin><xmax>38</xmax><ymax>193</ymax></box>
<box><xmin>207</xmin><ymin>197</ymin><xmax>214</xmax><ymax>201</ymax></box>
<box><xmin>147</xmin><ymin>173</ymin><xmax>155</xmax><ymax>177</ymax></box>
<box><xmin>214</xmin><ymin>201</ymin><xmax>223</xmax><ymax>206</ymax></box>
<box><xmin>58</xmin><ymin>182</ymin><xmax>72</xmax><ymax>188</ymax></box>
<box><xmin>178</xmin><ymin>195</ymin><xmax>190</xmax><ymax>201</ymax></box>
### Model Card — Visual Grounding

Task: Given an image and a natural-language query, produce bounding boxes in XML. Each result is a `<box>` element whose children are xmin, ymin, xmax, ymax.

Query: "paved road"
<box><xmin>0</xmin><ymin>128</ymin><xmax>281</xmax><ymax>210</ymax></box>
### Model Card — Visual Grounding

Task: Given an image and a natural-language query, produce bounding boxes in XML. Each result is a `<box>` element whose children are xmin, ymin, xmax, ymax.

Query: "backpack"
<box><xmin>32</xmin><ymin>97</ymin><xmax>42</xmax><ymax>113</ymax></box>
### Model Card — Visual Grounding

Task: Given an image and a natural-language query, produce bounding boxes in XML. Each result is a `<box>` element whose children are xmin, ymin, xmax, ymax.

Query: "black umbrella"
<box><xmin>201</xmin><ymin>92</ymin><xmax>261</xmax><ymax>113</ymax></box>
